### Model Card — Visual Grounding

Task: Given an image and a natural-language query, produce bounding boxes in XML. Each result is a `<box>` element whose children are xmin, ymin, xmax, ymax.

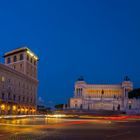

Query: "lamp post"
<box><xmin>113</xmin><ymin>95</ymin><xmax>116</xmax><ymax>111</ymax></box>
<box><xmin>88</xmin><ymin>96</ymin><xmax>91</xmax><ymax>111</ymax></box>
<box><xmin>128</xmin><ymin>100</ymin><xmax>132</xmax><ymax>110</ymax></box>
<box><xmin>101</xmin><ymin>90</ymin><xmax>104</xmax><ymax>110</ymax></box>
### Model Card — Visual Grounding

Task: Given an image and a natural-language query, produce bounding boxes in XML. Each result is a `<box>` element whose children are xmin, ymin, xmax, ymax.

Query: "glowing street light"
<box><xmin>1</xmin><ymin>104</ymin><xmax>5</xmax><ymax>110</ymax></box>
<box><xmin>12</xmin><ymin>105</ymin><xmax>17</xmax><ymax>111</ymax></box>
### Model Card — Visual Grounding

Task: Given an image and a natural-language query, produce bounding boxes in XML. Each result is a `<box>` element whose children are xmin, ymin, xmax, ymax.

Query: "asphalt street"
<box><xmin>0</xmin><ymin>117</ymin><xmax>140</xmax><ymax>140</ymax></box>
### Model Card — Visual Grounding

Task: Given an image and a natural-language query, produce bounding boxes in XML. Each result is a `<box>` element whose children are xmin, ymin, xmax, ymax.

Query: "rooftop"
<box><xmin>3</xmin><ymin>47</ymin><xmax>39</xmax><ymax>60</ymax></box>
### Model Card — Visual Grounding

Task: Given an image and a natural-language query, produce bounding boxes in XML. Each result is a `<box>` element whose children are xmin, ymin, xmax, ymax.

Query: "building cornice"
<box><xmin>0</xmin><ymin>63</ymin><xmax>38</xmax><ymax>84</ymax></box>
<box><xmin>3</xmin><ymin>47</ymin><xmax>28</xmax><ymax>57</ymax></box>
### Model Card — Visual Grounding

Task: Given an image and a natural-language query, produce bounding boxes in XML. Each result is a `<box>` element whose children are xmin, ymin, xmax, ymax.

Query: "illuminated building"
<box><xmin>70</xmin><ymin>76</ymin><xmax>135</xmax><ymax>112</ymax></box>
<box><xmin>0</xmin><ymin>47</ymin><xmax>38</xmax><ymax>115</ymax></box>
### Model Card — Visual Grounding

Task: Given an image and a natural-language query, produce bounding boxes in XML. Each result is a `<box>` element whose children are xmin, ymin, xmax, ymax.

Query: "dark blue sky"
<box><xmin>0</xmin><ymin>0</ymin><xmax>140</xmax><ymax>105</ymax></box>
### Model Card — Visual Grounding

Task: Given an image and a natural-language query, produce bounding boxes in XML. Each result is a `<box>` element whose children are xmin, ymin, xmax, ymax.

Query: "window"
<box><xmin>31</xmin><ymin>58</ymin><xmax>32</xmax><ymax>63</ymax></box>
<box><xmin>27</xmin><ymin>97</ymin><xmax>29</xmax><ymax>103</ymax></box>
<box><xmin>13</xmin><ymin>94</ymin><xmax>16</xmax><ymax>101</ymax></box>
<box><xmin>34</xmin><ymin>99</ymin><xmax>36</xmax><ymax>104</ymax></box>
<box><xmin>27</xmin><ymin>55</ymin><xmax>29</xmax><ymax>60</ymax></box>
<box><xmin>8</xmin><ymin>79</ymin><xmax>11</xmax><ymax>83</ymax></box>
<box><xmin>20</xmin><ymin>54</ymin><xmax>24</xmax><ymax>60</ymax></box>
<box><xmin>2</xmin><ymin>93</ymin><xmax>4</xmax><ymax>100</ymax></box>
<box><xmin>1</xmin><ymin>76</ymin><xmax>5</xmax><ymax>82</ymax></box>
<box><xmin>13</xmin><ymin>55</ymin><xmax>17</xmax><ymax>62</ymax></box>
<box><xmin>7</xmin><ymin>57</ymin><xmax>11</xmax><ymax>64</ymax></box>
<box><xmin>18</xmin><ymin>96</ymin><xmax>20</xmax><ymax>102</ymax></box>
<box><xmin>23</xmin><ymin>97</ymin><xmax>25</xmax><ymax>102</ymax></box>
<box><xmin>8</xmin><ymin>92</ymin><xmax>11</xmax><ymax>100</ymax></box>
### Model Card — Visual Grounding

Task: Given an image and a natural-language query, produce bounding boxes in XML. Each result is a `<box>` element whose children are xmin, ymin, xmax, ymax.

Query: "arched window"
<box><xmin>20</xmin><ymin>54</ymin><xmax>24</xmax><ymax>60</ymax></box>
<box><xmin>1</xmin><ymin>76</ymin><xmax>5</xmax><ymax>82</ymax></box>
<box><xmin>13</xmin><ymin>55</ymin><xmax>17</xmax><ymax>62</ymax></box>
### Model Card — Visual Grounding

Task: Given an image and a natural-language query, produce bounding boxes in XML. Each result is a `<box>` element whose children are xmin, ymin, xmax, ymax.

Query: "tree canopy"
<box><xmin>55</xmin><ymin>104</ymin><xmax>64</xmax><ymax>110</ymax></box>
<box><xmin>128</xmin><ymin>88</ymin><xmax>140</xmax><ymax>99</ymax></box>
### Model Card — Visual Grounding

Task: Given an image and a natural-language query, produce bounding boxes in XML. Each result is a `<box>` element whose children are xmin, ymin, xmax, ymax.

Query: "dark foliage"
<box><xmin>128</xmin><ymin>88</ymin><xmax>140</xmax><ymax>99</ymax></box>
<box><xmin>55</xmin><ymin>104</ymin><xmax>64</xmax><ymax>109</ymax></box>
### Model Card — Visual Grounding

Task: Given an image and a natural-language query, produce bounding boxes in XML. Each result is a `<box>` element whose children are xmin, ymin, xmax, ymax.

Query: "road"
<box><xmin>0</xmin><ymin>116</ymin><xmax>140</xmax><ymax>140</ymax></box>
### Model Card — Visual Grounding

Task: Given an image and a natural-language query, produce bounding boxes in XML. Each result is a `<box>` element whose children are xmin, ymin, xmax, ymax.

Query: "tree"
<box><xmin>128</xmin><ymin>88</ymin><xmax>140</xmax><ymax>99</ymax></box>
<box><xmin>55</xmin><ymin>104</ymin><xmax>64</xmax><ymax>110</ymax></box>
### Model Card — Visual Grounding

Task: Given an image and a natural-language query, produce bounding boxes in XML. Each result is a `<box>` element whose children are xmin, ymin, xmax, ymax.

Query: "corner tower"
<box><xmin>74</xmin><ymin>76</ymin><xmax>86</xmax><ymax>98</ymax></box>
<box><xmin>122</xmin><ymin>76</ymin><xmax>133</xmax><ymax>98</ymax></box>
<box><xmin>4</xmin><ymin>47</ymin><xmax>39</xmax><ymax>79</ymax></box>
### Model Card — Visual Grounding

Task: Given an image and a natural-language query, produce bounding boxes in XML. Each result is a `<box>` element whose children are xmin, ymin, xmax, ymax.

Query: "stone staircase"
<box><xmin>62</xmin><ymin>109</ymin><xmax>125</xmax><ymax>116</ymax></box>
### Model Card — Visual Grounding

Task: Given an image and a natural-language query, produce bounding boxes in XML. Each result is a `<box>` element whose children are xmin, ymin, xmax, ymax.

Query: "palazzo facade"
<box><xmin>70</xmin><ymin>77</ymin><xmax>133</xmax><ymax>111</ymax></box>
<box><xmin>0</xmin><ymin>47</ymin><xmax>38</xmax><ymax>115</ymax></box>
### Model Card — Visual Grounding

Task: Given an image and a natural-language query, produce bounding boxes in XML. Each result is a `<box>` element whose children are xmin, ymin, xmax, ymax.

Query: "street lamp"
<box><xmin>12</xmin><ymin>105</ymin><xmax>16</xmax><ymax>111</ymax></box>
<box><xmin>128</xmin><ymin>100</ymin><xmax>132</xmax><ymax>110</ymax></box>
<box><xmin>87</xmin><ymin>96</ymin><xmax>91</xmax><ymax>111</ymax></box>
<box><xmin>1</xmin><ymin>104</ymin><xmax>5</xmax><ymax>110</ymax></box>
<box><xmin>87</xmin><ymin>96</ymin><xmax>91</xmax><ymax>110</ymax></box>
<box><xmin>113</xmin><ymin>95</ymin><xmax>116</xmax><ymax>111</ymax></box>
<box><xmin>101</xmin><ymin>90</ymin><xmax>104</xmax><ymax>110</ymax></box>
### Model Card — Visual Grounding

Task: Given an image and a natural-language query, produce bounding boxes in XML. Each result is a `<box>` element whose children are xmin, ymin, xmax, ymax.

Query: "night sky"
<box><xmin>0</xmin><ymin>0</ymin><xmax>140</xmax><ymax>106</ymax></box>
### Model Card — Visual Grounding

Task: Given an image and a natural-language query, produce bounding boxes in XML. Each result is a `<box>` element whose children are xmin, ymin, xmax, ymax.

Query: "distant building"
<box><xmin>69</xmin><ymin>76</ymin><xmax>137</xmax><ymax>113</ymax></box>
<box><xmin>37</xmin><ymin>97</ymin><xmax>48</xmax><ymax>114</ymax></box>
<box><xmin>0</xmin><ymin>47</ymin><xmax>38</xmax><ymax>115</ymax></box>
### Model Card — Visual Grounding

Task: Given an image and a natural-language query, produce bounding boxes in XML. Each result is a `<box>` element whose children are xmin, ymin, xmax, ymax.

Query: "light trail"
<box><xmin>0</xmin><ymin>115</ymin><xmax>45</xmax><ymax>119</ymax></box>
<box><xmin>0</xmin><ymin>119</ymin><xmax>111</xmax><ymax>129</ymax></box>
